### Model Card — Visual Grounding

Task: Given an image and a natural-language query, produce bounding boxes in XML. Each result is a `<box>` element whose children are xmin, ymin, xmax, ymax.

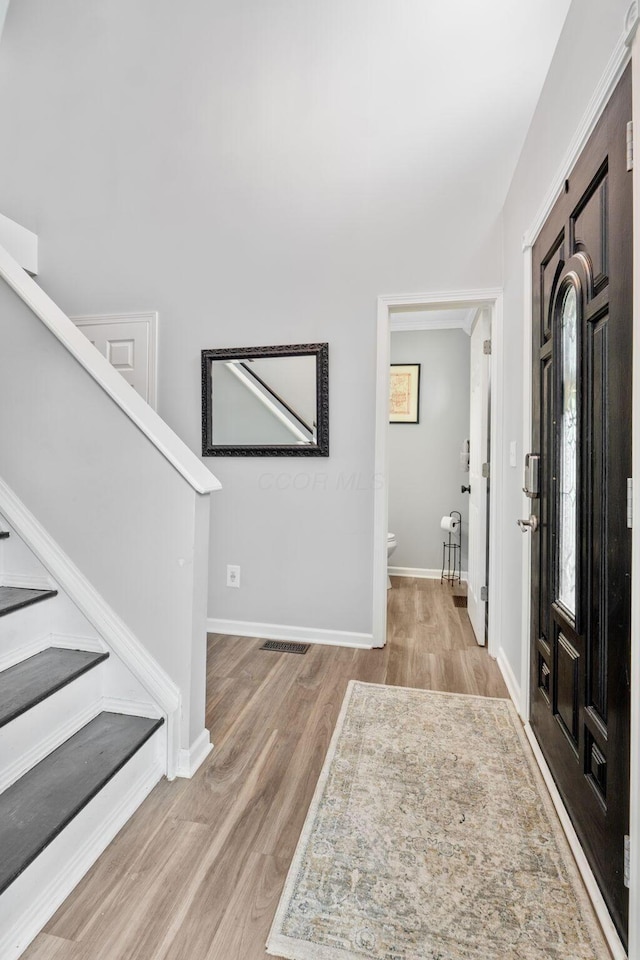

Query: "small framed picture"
<box><xmin>389</xmin><ymin>364</ymin><xmax>421</xmax><ymax>423</ymax></box>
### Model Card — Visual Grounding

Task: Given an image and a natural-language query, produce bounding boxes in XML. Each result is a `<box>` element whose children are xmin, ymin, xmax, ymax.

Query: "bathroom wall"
<box><xmin>388</xmin><ymin>328</ymin><xmax>471</xmax><ymax>574</ymax></box>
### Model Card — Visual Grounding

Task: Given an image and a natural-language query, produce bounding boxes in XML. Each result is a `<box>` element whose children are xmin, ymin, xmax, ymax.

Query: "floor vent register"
<box><xmin>260</xmin><ymin>640</ymin><xmax>310</xmax><ymax>655</ymax></box>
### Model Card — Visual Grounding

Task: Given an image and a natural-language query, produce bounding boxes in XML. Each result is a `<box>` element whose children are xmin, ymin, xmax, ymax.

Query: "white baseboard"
<box><xmin>524</xmin><ymin>724</ymin><xmax>626</xmax><ymax>960</ymax></box>
<box><xmin>389</xmin><ymin>567</ymin><xmax>469</xmax><ymax>581</ymax></box>
<box><xmin>0</xmin><ymin>736</ymin><xmax>163</xmax><ymax>960</ymax></box>
<box><xmin>176</xmin><ymin>728</ymin><xmax>213</xmax><ymax>778</ymax></box>
<box><xmin>388</xmin><ymin>566</ymin><xmax>441</xmax><ymax>579</ymax></box>
<box><xmin>496</xmin><ymin>647</ymin><xmax>522</xmax><ymax>715</ymax></box>
<box><xmin>206</xmin><ymin>618</ymin><xmax>374</xmax><ymax>649</ymax></box>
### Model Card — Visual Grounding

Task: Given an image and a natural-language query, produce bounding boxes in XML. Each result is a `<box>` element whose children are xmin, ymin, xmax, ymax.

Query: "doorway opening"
<box><xmin>372</xmin><ymin>289</ymin><xmax>504</xmax><ymax>661</ymax></box>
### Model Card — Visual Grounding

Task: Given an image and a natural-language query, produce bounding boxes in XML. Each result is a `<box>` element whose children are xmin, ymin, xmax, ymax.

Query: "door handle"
<box><xmin>517</xmin><ymin>515</ymin><xmax>538</xmax><ymax>533</ymax></box>
<box><xmin>461</xmin><ymin>485</ymin><xmax>471</xmax><ymax>494</ymax></box>
<box><xmin>523</xmin><ymin>454</ymin><xmax>540</xmax><ymax>498</ymax></box>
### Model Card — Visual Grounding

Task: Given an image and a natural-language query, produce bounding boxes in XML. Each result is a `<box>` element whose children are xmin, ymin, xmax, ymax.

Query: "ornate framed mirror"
<box><xmin>201</xmin><ymin>342</ymin><xmax>329</xmax><ymax>456</ymax></box>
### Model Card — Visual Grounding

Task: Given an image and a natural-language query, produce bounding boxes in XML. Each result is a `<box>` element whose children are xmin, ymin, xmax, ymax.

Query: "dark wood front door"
<box><xmin>530</xmin><ymin>65</ymin><xmax>632</xmax><ymax>944</ymax></box>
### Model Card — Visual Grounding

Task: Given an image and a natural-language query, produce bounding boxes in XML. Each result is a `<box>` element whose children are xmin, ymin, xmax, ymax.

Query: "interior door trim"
<box><xmin>372</xmin><ymin>287</ymin><xmax>504</xmax><ymax>660</ymax></box>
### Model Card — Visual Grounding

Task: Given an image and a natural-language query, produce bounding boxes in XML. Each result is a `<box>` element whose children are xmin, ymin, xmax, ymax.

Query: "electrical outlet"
<box><xmin>227</xmin><ymin>564</ymin><xmax>241</xmax><ymax>588</ymax></box>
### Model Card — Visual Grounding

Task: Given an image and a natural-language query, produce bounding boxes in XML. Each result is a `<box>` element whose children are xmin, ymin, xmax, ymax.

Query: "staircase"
<box><xmin>0</xmin><ymin>520</ymin><xmax>166</xmax><ymax>958</ymax></box>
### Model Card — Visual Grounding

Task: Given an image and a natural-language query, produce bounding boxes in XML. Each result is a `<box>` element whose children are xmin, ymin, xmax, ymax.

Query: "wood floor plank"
<box><xmin>45</xmin><ymin>779</ymin><xmax>190</xmax><ymax>940</ymax></box>
<box><xmin>153</xmin><ymin>732</ymin><xmax>294</xmax><ymax>960</ymax></box>
<box><xmin>254</xmin><ymin>650</ymin><xmax>360</xmax><ymax>859</ymax></box>
<box><xmin>205</xmin><ymin>675</ymin><xmax>260</xmax><ymax>745</ymax></box>
<box><xmin>77</xmin><ymin>819</ymin><xmax>214</xmax><ymax>959</ymax></box>
<box><xmin>203</xmin><ymin>853</ymin><xmax>289</xmax><ymax>960</ymax></box>
<box><xmin>18</xmin><ymin>934</ymin><xmax>85</xmax><ymax>960</ymax></box>
<box><xmin>23</xmin><ymin>578</ymin><xmax>511</xmax><ymax>960</ymax></box>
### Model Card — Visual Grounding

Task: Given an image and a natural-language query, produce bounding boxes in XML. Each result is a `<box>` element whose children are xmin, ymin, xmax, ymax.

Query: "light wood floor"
<box><xmin>22</xmin><ymin>578</ymin><xmax>507</xmax><ymax>960</ymax></box>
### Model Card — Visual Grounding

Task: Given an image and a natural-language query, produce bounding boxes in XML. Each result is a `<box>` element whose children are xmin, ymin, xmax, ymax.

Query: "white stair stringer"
<box><xmin>0</xmin><ymin>730</ymin><xmax>164</xmax><ymax>960</ymax></box>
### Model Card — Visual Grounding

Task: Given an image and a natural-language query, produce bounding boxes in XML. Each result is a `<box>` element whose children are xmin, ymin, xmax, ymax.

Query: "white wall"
<box><xmin>389</xmin><ymin>329</ymin><xmax>470</xmax><ymax>572</ymax></box>
<box><xmin>500</xmin><ymin>0</ymin><xmax>631</xmax><ymax>690</ymax></box>
<box><xmin>0</xmin><ymin>0</ymin><xmax>503</xmax><ymax>638</ymax></box>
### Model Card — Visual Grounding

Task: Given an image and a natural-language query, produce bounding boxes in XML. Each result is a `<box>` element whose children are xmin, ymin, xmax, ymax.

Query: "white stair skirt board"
<box><xmin>206</xmin><ymin>619</ymin><xmax>374</xmax><ymax>649</ymax></box>
<box><xmin>0</xmin><ymin>478</ymin><xmax>180</xmax><ymax>778</ymax></box>
<box><xmin>496</xmin><ymin>647</ymin><xmax>522</xmax><ymax>717</ymax></box>
<box><xmin>389</xmin><ymin>567</ymin><xmax>469</xmax><ymax>581</ymax></box>
<box><xmin>176</xmin><ymin>728</ymin><xmax>213</xmax><ymax>779</ymax></box>
<box><xmin>0</xmin><ymin>733</ymin><xmax>164</xmax><ymax>960</ymax></box>
<box><xmin>524</xmin><ymin>725</ymin><xmax>626</xmax><ymax>960</ymax></box>
<box><xmin>0</xmin><ymin>668</ymin><xmax>105</xmax><ymax>794</ymax></box>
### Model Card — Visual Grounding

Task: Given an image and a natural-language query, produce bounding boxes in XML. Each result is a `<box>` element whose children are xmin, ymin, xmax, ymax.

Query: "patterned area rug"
<box><xmin>267</xmin><ymin>681</ymin><xmax>610</xmax><ymax>960</ymax></box>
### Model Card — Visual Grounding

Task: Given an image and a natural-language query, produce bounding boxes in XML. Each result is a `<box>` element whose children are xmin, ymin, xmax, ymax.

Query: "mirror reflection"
<box><xmin>201</xmin><ymin>343</ymin><xmax>329</xmax><ymax>456</ymax></box>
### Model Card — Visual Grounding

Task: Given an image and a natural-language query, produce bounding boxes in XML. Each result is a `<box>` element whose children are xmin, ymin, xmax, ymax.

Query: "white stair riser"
<box><xmin>0</xmin><ymin>663</ymin><xmax>106</xmax><ymax>792</ymax></box>
<box><xmin>0</xmin><ymin>521</ymin><xmax>55</xmax><ymax>588</ymax></box>
<box><xmin>0</xmin><ymin>729</ymin><xmax>165</xmax><ymax>960</ymax></box>
<box><xmin>0</xmin><ymin>596</ymin><xmax>63</xmax><ymax>664</ymax></box>
<box><xmin>0</xmin><ymin>593</ymin><xmax>99</xmax><ymax>665</ymax></box>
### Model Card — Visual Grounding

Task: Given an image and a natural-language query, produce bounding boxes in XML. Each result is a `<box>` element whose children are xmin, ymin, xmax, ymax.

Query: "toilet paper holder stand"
<box><xmin>441</xmin><ymin>511</ymin><xmax>462</xmax><ymax>584</ymax></box>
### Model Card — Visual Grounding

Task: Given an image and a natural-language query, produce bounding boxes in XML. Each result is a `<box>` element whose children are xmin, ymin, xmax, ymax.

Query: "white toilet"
<box><xmin>387</xmin><ymin>532</ymin><xmax>398</xmax><ymax>589</ymax></box>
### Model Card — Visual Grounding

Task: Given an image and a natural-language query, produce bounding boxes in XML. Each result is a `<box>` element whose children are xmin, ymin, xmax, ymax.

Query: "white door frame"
<box><xmin>519</xmin><ymin>12</ymin><xmax>637</xmax><ymax>957</ymax></box>
<box><xmin>467</xmin><ymin>306</ymin><xmax>492</xmax><ymax>646</ymax></box>
<box><xmin>372</xmin><ymin>288</ymin><xmax>504</xmax><ymax>661</ymax></box>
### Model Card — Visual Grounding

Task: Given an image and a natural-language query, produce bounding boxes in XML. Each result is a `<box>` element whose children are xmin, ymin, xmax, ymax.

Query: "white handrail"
<box><xmin>0</xmin><ymin>213</ymin><xmax>38</xmax><ymax>274</ymax></box>
<box><xmin>0</xmin><ymin>243</ymin><xmax>221</xmax><ymax>495</ymax></box>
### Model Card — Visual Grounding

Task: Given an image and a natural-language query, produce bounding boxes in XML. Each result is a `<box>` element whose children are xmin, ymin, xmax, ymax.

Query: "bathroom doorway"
<box><xmin>372</xmin><ymin>289</ymin><xmax>504</xmax><ymax>654</ymax></box>
<box><xmin>387</xmin><ymin>315</ymin><xmax>472</xmax><ymax>580</ymax></box>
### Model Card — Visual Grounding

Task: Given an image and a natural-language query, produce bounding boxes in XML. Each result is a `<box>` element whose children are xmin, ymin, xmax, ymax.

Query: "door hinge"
<box><xmin>624</xmin><ymin>834</ymin><xmax>631</xmax><ymax>888</ymax></box>
<box><xmin>482</xmin><ymin>462</ymin><xmax>490</xmax><ymax>479</ymax></box>
<box><xmin>627</xmin><ymin>478</ymin><xmax>633</xmax><ymax>529</ymax></box>
<box><xmin>480</xmin><ymin>586</ymin><xmax>488</xmax><ymax>602</ymax></box>
<box><xmin>483</xmin><ymin>339</ymin><xmax>492</xmax><ymax>355</ymax></box>
<box><xmin>627</xmin><ymin>121</ymin><xmax>634</xmax><ymax>172</ymax></box>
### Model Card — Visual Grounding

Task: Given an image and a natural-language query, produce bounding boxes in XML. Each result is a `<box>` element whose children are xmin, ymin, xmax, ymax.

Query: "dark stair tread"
<box><xmin>0</xmin><ymin>586</ymin><xmax>58</xmax><ymax>617</ymax></box>
<box><xmin>0</xmin><ymin>648</ymin><xmax>109</xmax><ymax>728</ymax></box>
<box><xmin>0</xmin><ymin>531</ymin><xmax>9</xmax><ymax>539</ymax></box>
<box><xmin>0</xmin><ymin>711</ymin><xmax>164</xmax><ymax>895</ymax></box>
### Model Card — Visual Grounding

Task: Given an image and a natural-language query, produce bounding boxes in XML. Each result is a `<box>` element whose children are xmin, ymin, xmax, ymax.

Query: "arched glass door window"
<box><xmin>557</xmin><ymin>283</ymin><xmax>578</xmax><ymax>618</ymax></box>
